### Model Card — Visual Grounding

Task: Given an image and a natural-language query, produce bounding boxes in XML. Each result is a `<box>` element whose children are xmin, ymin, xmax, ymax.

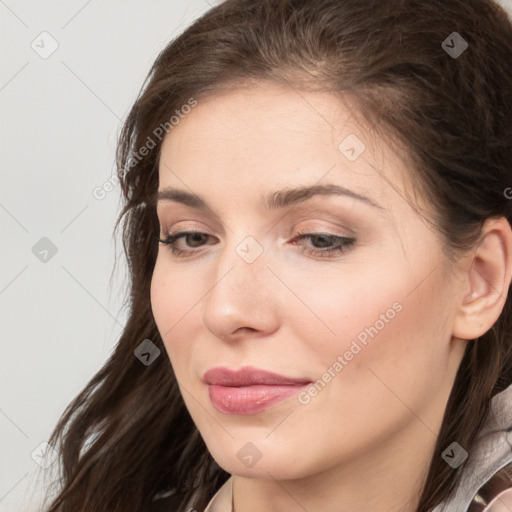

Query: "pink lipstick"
<box><xmin>203</xmin><ymin>366</ymin><xmax>311</xmax><ymax>414</ymax></box>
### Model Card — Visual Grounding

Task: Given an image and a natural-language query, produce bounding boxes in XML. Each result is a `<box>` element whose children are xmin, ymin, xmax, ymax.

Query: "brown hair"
<box><xmin>44</xmin><ymin>0</ymin><xmax>512</xmax><ymax>510</ymax></box>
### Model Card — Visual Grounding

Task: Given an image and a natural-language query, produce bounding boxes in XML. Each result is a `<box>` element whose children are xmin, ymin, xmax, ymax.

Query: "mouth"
<box><xmin>203</xmin><ymin>366</ymin><xmax>312</xmax><ymax>415</ymax></box>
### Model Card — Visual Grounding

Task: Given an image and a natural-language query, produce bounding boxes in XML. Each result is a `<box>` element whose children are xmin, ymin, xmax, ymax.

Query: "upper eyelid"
<box><xmin>157</xmin><ymin>221</ymin><xmax>356</xmax><ymax>242</ymax></box>
<box><xmin>156</xmin><ymin>209</ymin><xmax>225</xmax><ymax>233</ymax></box>
<box><xmin>156</xmin><ymin>207</ymin><xmax>359</xmax><ymax>234</ymax></box>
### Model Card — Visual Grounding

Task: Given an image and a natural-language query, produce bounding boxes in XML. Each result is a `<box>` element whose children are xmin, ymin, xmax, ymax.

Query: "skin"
<box><xmin>150</xmin><ymin>82</ymin><xmax>512</xmax><ymax>512</ymax></box>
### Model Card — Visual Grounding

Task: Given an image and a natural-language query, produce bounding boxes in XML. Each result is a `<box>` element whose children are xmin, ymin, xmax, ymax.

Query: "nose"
<box><xmin>201</xmin><ymin>235</ymin><xmax>280</xmax><ymax>343</ymax></box>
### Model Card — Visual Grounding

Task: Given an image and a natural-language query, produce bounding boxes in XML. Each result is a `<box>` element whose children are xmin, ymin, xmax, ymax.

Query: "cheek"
<box><xmin>150</xmin><ymin>257</ymin><xmax>203</xmax><ymax>371</ymax></box>
<box><xmin>296</xmin><ymin>265</ymin><xmax>449</xmax><ymax>424</ymax></box>
<box><xmin>287</xmin><ymin>256</ymin><xmax>449</xmax><ymax>403</ymax></box>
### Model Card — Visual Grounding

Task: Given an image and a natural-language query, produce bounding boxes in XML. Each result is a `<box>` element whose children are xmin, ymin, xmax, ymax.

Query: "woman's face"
<box><xmin>150</xmin><ymin>83</ymin><xmax>467</xmax><ymax>487</ymax></box>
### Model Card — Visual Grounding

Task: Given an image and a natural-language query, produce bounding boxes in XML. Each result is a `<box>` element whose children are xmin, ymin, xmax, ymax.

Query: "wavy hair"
<box><xmin>44</xmin><ymin>0</ymin><xmax>512</xmax><ymax>510</ymax></box>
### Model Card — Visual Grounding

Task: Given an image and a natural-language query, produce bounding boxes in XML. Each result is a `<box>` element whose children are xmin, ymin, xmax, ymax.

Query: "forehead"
<box><xmin>162</xmin><ymin>84</ymin><xmax>369</xmax><ymax>158</ymax></box>
<box><xmin>157</xmin><ymin>83</ymin><xmax>422</xmax><ymax>220</ymax></box>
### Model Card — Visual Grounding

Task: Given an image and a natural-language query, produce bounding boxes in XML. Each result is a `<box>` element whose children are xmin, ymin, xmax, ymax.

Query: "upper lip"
<box><xmin>203</xmin><ymin>366</ymin><xmax>312</xmax><ymax>386</ymax></box>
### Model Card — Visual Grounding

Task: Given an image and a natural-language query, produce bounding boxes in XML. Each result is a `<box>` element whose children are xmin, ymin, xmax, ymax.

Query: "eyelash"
<box><xmin>155</xmin><ymin>229</ymin><xmax>356</xmax><ymax>259</ymax></box>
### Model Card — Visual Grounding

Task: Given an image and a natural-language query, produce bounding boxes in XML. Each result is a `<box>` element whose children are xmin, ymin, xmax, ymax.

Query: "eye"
<box><xmin>156</xmin><ymin>231</ymin><xmax>215</xmax><ymax>257</ymax></box>
<box><xmin>155</xmin><ymin>229</ymin><xmax>357</xmax><ymax>259</ymax></box>
<box><xmin>290</xmin><ymin>230</ymin><xmax>356</xmax><ymax>258</ymax></box>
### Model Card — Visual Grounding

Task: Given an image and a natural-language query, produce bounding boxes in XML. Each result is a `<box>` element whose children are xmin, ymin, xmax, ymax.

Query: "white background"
<box><xmin>1</xmin><ymin>1</ymin><xmax>511</xmax><ymax>511</ymax></box>
<box><xmin>0</xmin><ymin>1</ymin><xmax>215</xmax><ymax>510</ymax></box>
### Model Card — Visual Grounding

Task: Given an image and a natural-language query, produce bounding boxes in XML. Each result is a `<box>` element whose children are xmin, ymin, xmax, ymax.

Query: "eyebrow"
<box><xmin>154</xmin><ymin>183</ymin><xmax>384</xmax><ymax>211</ymax></box>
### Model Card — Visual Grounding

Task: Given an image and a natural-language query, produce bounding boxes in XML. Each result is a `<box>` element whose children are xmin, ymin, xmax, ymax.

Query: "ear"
<box><xmin>452</xmin><ymin>216</ymin><xmax>512</xmax><ymax>341</ymax></box>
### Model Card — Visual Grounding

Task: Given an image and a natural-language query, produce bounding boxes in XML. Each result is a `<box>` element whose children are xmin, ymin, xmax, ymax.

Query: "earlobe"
<box><xmin>452</xmin><ymin>217</ymin><xmax>512</xmax><ymax>341</ymax></box>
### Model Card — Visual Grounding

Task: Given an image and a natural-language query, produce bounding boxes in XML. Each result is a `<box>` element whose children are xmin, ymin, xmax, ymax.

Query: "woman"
<box><xmin>43</xmin><ymin>0</ymin><xmax>512</xmax><ymax>510</ymax></box>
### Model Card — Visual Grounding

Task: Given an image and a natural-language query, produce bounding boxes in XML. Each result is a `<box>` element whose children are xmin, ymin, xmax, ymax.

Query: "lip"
<box><xmin>203</xmin><ymin>366</ymin><xmax>312</xmax><ymax>415</ymax></box>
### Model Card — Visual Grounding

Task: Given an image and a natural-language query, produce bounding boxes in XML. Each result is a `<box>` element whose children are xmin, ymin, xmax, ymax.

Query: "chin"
<box><xmin>207</xmin><ymin>441</ymin><xmax>316</xmax><ymax>481</ymax></box>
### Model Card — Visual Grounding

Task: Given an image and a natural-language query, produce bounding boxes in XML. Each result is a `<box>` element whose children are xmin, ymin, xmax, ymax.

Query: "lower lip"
<box><xmin>208</xmin><ymin>383</ymin><xmax>310</xmax><ymax>414</ymax></box>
